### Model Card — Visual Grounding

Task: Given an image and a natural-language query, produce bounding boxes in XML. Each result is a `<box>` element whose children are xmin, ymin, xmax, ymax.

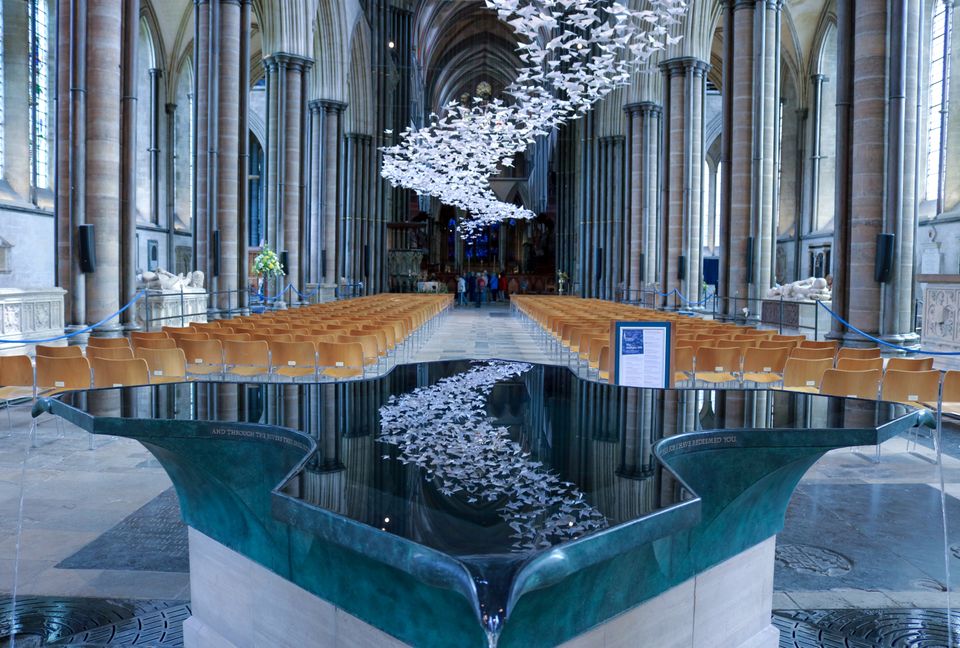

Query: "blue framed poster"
<box><xmin>611</xmin><ymin>321</ymin><xmax>673</xmax><ymax>388</ymax></box>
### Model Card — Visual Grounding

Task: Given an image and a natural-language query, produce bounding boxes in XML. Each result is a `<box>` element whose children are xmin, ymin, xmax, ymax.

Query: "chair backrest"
<box><xmin>335</xmin><ymin>334</ymin><xmax>378</xmax><ymax>360</ymax></box>
<box><xmin>178</xmin><ymin>339</ymin><xmax>224</xmax><ymax>368</ymax></box>
<box><xmin>881</xmin><ymin>369</ymin><xmax>941</xmax><ymax>404</ymax></box>
<box><xmin>799</xmin><ymin>340</ymin><xmax>839</xmax><ymax>351</ymax></box>
<box><xmin>885</xmin><ymin>356</ymin><xmax>934</xmax><ymax>372</ymax></box>
<box><xmin>87</xmin><ymin>337</ymin><xmax>131</xmax><ymax>349</ymax></box>
<box><xmin>90</xmin><ymin>357</ymin><xmax>151</xmax><ymax>388</ymax></box>
<box><xmin>716</xmin><ymin>339</ymin><xmax>757</xmax><ymax>349</ymax></box>
<box><xmin>757</xmin><ymin>340</ymin><xmax>797</xmax><ymax>351</ymax></box>
<box><xmin>36</xmin><ymin>355</ymin><xmax>91</xmax><ymax>390</ymax></box>
<box><xmin>86</xmin><ymin>346</ymin><xmax>135</xmax><ymax>361</ymax></box>
<box><xmin>0</xmin><ymin>355</ymin><xmax>34</xmax><ymax>387</ymax></box>
<box><xmin>131</xmin><ymin>331</ymin><xmax>171</xmax><ymax>341</ymax></box>
<box><xmin>223</xmin><ymin>340</ymin><xmax>269</xmax><ymax>367</ymax></box>
<box><xmin>270</xmin><ymin>341</ymin><xmax>317</xmax><ymax>369</ymax></box>
<box><xmin>771</xmin><ymin>335</ymin><xmax>806</xmax><ymax>344</ymax></box>
<box><xmin>36</xmin><ymin>344</ymin><xmax>83</xmax><ymax>358</ymax></box>
<box><xmin>134</xmin><ymin>347</ymin><xmax>187</xmax><ymax>381</ymax></box>
<box><xmin>675</xmin><ymin>346</ymin><xmax>694</xmax><ymax>373</ymax></box>
<box><xmin>944</xmin><ymin>370</ymin><xmax>960</xmax><ymax>402</ymax></box>
<box><xmin>598</xmin><ymin>345</ymin><xmax>610</xmax><ymax>378</ymax></box>
<box><xmin>742</xmin><ymin>346</ymin><xmax>790</xmax><ymax>374</ymax></box>
<box><xmin>695</xmin><ymin>346</ymin><xmax>742</xmax><ymax>373</ymax></box>
<box><xmin>210</xmin><ymin>331</ymin><xmax>252</xmax><ymax>342</ymax></box>
<box><xmin>836</xmin><ymin>347</ymin><xmax>881</xmax><ymax>361</ymax></box>
<box><xmin>790</xmin><ymin>347</ymin><xmax>836</xmax><ymax>361</ymax></box>
<box><xmin>131</xmin><ymin>337</ymin><xmax>177</xmax><ymax>350</ymax></box>
<box><xmin>317</xmin><ymin>341</ymin><xmax>364</xmax><ymax>369</ymax></box>
<box><xmin>836</xmin><ymin>357</ymin><xmax>883</xmax><ymax>371</ymax></box>
<box><xmin>782</xmin><ymin>357</ymin><xmax>834</xmax><ymax>390</ymax></box>
<box><xmin>170</xmin><ymin>331</ymin><xmax>210</xmax><ymax>342</ymax></box>
<box><xmin>819</xmin><ymin>368</ymin><xmax>881</xmax><ymax>399</ymax></box>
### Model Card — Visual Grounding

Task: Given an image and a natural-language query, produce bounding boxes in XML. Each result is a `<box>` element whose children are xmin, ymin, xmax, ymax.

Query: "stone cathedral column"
<box><xmin>194</xmin><ymin>0</ymin><xmax>247</xmax><ymax>315</ymax></box>
<box><xmin>660</xmin><ymin>58</ymin><xmax>708</xmax><ymax>306</ymax></box>
<box><xmin>720</xmin><ymin>0</ymin><xmax>780</xmax><ymax>317</ymax></box>
<box><xmin>84</xmin><ymin>0</ymin><xmax>123</xmax><ymax>333</ymax></box>
<box><xmin>624</xmin><ymin>102</ymin><xmax>661</xmax><ymax>300</ymax></box>
<box><xmin>830</xmin><ymin>0</ymin><xmax>921</xmax><ymax>346</ymax></box>
<box><xmin>316</xmin><ymin>101</ymin><xmax>344</xmax><ymax>288</ymax></box>
<box><xmin>263</xmin><ymin>54</ymin><xmax>313</xmax><ymax>301</ymax></box>
<box><xmin>119</xmin><ymin>0</ymin><xmax>140</xmax><ymax>331</ymax></box>
<box><xmin>56</xmin><ymin>0</ymin><xmax>87</xmax><ymax>329</ymax></box>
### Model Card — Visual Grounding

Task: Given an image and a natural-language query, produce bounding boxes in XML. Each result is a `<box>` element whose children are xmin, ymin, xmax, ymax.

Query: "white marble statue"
<box><xmin>766</xmin><ymin>277</ymin><xmax>831</xmax><ymax>301</ymax></box>
<box><xmin>139</xmin><ymin>268</ymin><xmax>205</xmax><ymax>293</ymax></box>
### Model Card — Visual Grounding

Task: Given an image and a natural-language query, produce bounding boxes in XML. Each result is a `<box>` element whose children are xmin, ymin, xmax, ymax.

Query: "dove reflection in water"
<box><xmin>381</xmin><ymin>0</ymin><xmax>688</xmax><ymax>238</ymax></box>
<box><xmin>377</xmin><ymin>361</ymin><xmax>607</xmax><ymax>553</ymax></box>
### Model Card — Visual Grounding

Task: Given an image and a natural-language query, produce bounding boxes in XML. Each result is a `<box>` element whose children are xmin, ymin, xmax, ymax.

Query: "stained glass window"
<box><xmin>926</xmin><ymin>0</ymin><xmax>951</xmax><ymax>204</ymax></box>
<box><xmin>29</xmin><ymin>0</ymin><xmax>50</xmax><ymax>190</ymax></box>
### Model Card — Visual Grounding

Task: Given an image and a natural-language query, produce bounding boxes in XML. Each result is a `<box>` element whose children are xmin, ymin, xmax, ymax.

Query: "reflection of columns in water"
<box><xmin>217</xmin><ymin>383</ymin><xmax>239</xmax><ymax>422</ymax></box>
<box><xmin>283</xmin><ymin>384</ymin><xmax>300</xmax><ymax>430</ymax></box>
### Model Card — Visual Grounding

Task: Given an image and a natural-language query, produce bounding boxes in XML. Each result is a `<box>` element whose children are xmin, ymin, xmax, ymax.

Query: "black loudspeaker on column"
<box><xmin>364</xmin><ymin>245</ymin><xmax>370</xmax><ymax>278</ymax></box>
<box><xmin>639</xmin><ymin>253</ymin><xmax>645</xmax><ymax>282</ymax></box>
<box><xmin>875</xmin><ymin>233</ymin><xmax>896</xmax><ymax>283</ymax></box>
<box><xmin>78</xmin><ymin>224</ymin><xmax>96</xmax><ymax>273</ymax></box>
<box><xmin>596</xmin><ymin>248</ymin><xmax>603</xmax><ymax>281</ymax></box>
<box><xmin>279</xmin><ymin>251</ymin><xmax>289</xmax><ymax>276</ymax></box>
<box><xmin>677</xmin><ymin>255</ymin><xmax>686</xmax><ymax>280</ymax></box>
<box><xmin>212</xmin><ymin>230</ymin><xmax>221</xmax><ymax>277</ymax></box>
<box><xmin>745</xmin><ymin>236</ymin><xmax>755</xmax><ymax>284</ymax></box>
<box><xmin>321</xmin><ymin>250</ymin><xmax>327</xmax><ymax>277</ymax></box>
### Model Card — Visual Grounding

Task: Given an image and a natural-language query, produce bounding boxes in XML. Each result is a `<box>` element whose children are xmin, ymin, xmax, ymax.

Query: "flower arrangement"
<box><xmin>253</xmin><ymin>245</ymin><xmax>285</xmax><ymax>277</ymax></box>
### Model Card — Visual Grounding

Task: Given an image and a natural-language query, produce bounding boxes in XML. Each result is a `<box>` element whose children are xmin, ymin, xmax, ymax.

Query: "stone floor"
<box><xmin>3</xmin><ymin>304</ymin><xmax>960</xmax><ymax>646</ymax></box>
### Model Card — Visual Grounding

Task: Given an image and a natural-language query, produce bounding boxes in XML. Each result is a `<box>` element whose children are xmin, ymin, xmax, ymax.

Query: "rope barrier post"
<box><xmin>814</xmin><ymin>302</ymin><xmax>820</xmax><ymax>341</ymax></box>
<box><xmin>712</xmin><ymin>292</ymin><xmax>717</xmax><ymax>320</ymax></box>
<box><xmin>674</xmin><ymin>289</ymin><xmax>679</xmax><ymax>311</ymax></box>
<box><xmin>779</xmin><ymin>295</ymin><xmax>784</xmax><ymax>335</ymax></box>
<box><xmin>180</xmin><ymin>290</ymin><xmax>185</xmax><ymax>328</ymax></box>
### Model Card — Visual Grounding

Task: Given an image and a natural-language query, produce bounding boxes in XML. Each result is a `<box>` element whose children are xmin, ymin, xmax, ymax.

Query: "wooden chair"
<box><xmin>270</xmin><ymin>341</ymin><xmax>318</xmax><ymax>380</ymax></box>
<box><xmin>742</xmin><ymin>347</ymin><xmax>790</xmax><ymax>384</ymax></box>
<box><xmin>836</xmin><ymin>357</ymin><xmax>883</xmax><ymax>372</ymax></box>
<box><xmin>757</xmin><ymin>340</ymin><xmax>798</xmax><ymax>350</ymax></box>
<box><xmin>716</xmin><ymin>339</ymin><xmax>757</xmax><ymax>349</ymax></box>
<box><xmin>781</xmin><ymin>357</ymin><xmax>834</xmax><ymax>393</ymax></box>
<box><xmin>335</xmin><ymin>334</ymin><xmax>379</xmax><ymax>367</ymax></box>
<box><xmin>177</xmin><ymin>339</ymin><xmax>224</xmax><ymax>377</ymax></box>
<box><xmin>598</xmin><ymin>345</ymin><xmax>611</xmax><ymax>382</ymax></box>
<box><xmin>87</xmin><ymin>337</ymin><xmax>131</xmax><ymax>349</ymax></box>
<box><xmin>771</xmin><ymin>334</ymin><xmax>806</xmax><ymax>344</ymax></box>
<box><xmin>836</xmin><ymin>347</ymin><xmax>881</xmax><ymax>361</ymax></box>
<box><xmin>134</xmin><ymin>347</ymin><xmax>188</xmax><ymax>384</ymax></box>
<box><xmin>36</xmin><ymin>344</ymin><xmax>83</xmax><ymax>358</ymax></box>
<box><xmin>943</xmin><ymin>370</ymin><xmax>960</xmax><ymax>403</ymax></box>
<box><xmin>35</xmin><ymin>356</ymin><xmax>91</xmax><ymax>394</ymax></box>
<box><xmin>790</xmin><ymin>347</ymin><xmax>836</xmax><ymax>361</ymax></box>
<box><xmin>886</xmin><ymin>357</ymin><xmax>934</xmax><ymax>372</ymax></box>
<box><xmin>91</xmin><ymin>357</ymin><xmax>150</xmax><ymax>388</ymax></box>
<box><xmin>799</xmin><ymin>340</ymin><xmax>839</xmax><ymax>352</ymax></box>
<box><xmin>819</xmin><ymin>368</ymin><xmax>881</xmax><ymax>400</ymax></box>
<box><xmin>86</xmin><ymin>346</ymin><xmax>134</xmax><ymax>361</ymax></box>
<box><xmin>674</xmin><ymin>346</ymin><xmax>694</xmax><ymax>383</ymax></box>
<box><xmin>694</xmin><ymin>347</ymin><xmax>742</xmax><ymax>383</ymax></box>
<box><xmin>131</xmin><ymin>337</ymin><xmax>177</xmax><ymax>350</ymax></box>
<box><xmin>880</xmin><ymin>369</ymin><xmax>941</xmax><ymax>407</ymax></box>
<box><xmin>317</xmin><ymin>342</ymin><xmax>365</xmax><ymax>379</ymax></box>
<box><xmin>251</xmin><ymin>332</ymin><xmax>293</xmax><ymax>343</ymax></box>
<box><xmin>163</xmin><ymin>326</ymin><xmax>198</xmax><ymax>335</ymax></box>
<box><xmin>0</xmin><ymin>355</ymin><xmax>36</xmax><ymax>403</ymax></box>
<box><xmin>223</xmin><ymin>340</ymin><xmax>270</xmax><ymax>379</ymax></box>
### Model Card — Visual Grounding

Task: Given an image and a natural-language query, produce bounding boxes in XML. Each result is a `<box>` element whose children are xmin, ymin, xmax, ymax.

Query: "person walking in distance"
<box><xmin>477</xmin><ymin>272</ymin><xmax>487</xmax><ymax>307</ymax></box>
<box><xmin>489</xmin><ymin>272</ymin><xmax>499</xmax><ymax>303</ymax></box>
<box><xmin>456</xmin><ymin>275</ymin><xmax>466</xmax><ymax>306</ymax></box>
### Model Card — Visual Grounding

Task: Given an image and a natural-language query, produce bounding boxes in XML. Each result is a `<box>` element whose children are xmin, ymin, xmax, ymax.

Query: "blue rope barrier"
<box><xmin>256</xmin><ymin>282</ymin><xmax>295</xmax><ymax>304</ymax></box>
<box><xmin>0</xmin><ymin>290</ymin><xmax>147</xmax><ymax>345</ymax></box>
<box><xmin>294</xmin><ymin>286</ymin><xmax>320</xmax><ymax>301</ymax></box>
<box><xmin>674</xmin><ymin>291</ymin><xmax>717</xmax><ymax>307</ymax></box>
<box><xmin>816</xmin><ymin>300</ymin><xmax>960</xmax><ymax>356</ymax></box>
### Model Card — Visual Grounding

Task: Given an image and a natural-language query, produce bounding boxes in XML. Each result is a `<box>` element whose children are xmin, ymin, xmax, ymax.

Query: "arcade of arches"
<box><xmin>0</xmin><ymin>0</ymin><xmax>950</xmax><ymax>347</ymax></box>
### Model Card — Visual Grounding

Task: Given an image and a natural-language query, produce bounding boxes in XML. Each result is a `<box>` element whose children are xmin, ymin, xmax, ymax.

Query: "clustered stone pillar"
<box><xmin>264</xmin><ymin>54</ymin><xmax>313</xmax><ymax>301</ymax></box>
<box><xmin>119</xmin><ymin>0</ymin><xmax>140</xmax><ymax>331</ymax></box>
<box><xmin>831</xmin><ymin>0</ymin><xmax>921</xmax><ymax>346</ymax></box>
<box><xmin>624</xmin><ymin>102</ymin><xmax>661</xmax><ymax>301</ymax></box>
<box><xmin>194</xmin><ymin>0</ymin><xmax>248</xmax><ymax>315</ymax></box>
<box><xmin>720</xmin><ymin>0</ymin><xmax>781</xmax><ymax>317</ymax></box>
<box><xmin>56</xmin><ymin>0</ymin><xmax>87</xmax><ymax>328</ymax></box>
<box><xmin>660</xmin><ymin>58</ymin><xmax>708</xmax><ymax>306</ymax></box>
<box><xmin>315</xmin><ymin>101</ymin><xmax>345</xmax><ymax>287</ymax></box>
<box><xmin>343</xmin><ymin>133</ymin><xmax>375</xmax><ymax>285</ymax></box>
<box><xmin>84</xmin><ymin>0</ymin><xmax>123</xmax><ymax>333</ymax></box>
